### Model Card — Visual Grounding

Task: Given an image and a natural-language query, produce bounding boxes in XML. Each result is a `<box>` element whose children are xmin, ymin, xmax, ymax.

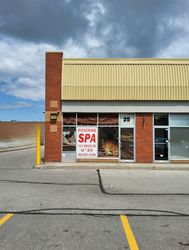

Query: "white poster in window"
<box><xmin>120</xmin><ymin>114</ymin><xmax>134</xmax><ymax>127</ymax></box>
<box><xmin>77</xmin><ymin>127</ymin><xmax>97</xmax><ymax>158</ymax></box>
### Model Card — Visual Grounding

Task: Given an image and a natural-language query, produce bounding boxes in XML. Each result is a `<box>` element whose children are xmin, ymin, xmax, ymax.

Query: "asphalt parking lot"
<box><xmin>0</xmin><ymin>148</ymin><xmax>189</xmax><ymax>249</ymax></box>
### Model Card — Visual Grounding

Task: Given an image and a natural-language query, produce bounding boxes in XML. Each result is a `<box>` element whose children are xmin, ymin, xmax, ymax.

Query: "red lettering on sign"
<box><xmin>90</xmin><ymin>134</ymin><xmax>96</xmax><ymax>143</ymax></box>
<box><xmin>78</xmin><ymin>133</ymin><xmax>84</xmax><ymax>143</ymax></box>
<box><xmin>78</xmin><ymin>133</ymin><xmax>96</xmax><ymax>143</ymax></box>
<box><xmin>85</xmin><ymin>134</ymin><xmax>90</xmax><ymax>142</ymax></box>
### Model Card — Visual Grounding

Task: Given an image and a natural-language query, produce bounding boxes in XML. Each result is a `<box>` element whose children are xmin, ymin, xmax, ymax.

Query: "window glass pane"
<box><xmin>155</xmin><ymin>144</ymin><xmax>168</xmax><ymax>161</ymax></box>
<box><xmin>121</xmin><ymin>128</ymin><xmax>134</xmax><ymax>160</ymax></box>
<box><xmin>154</xmin><ymin>128</ymin><xmax>168</xmax><ymax>160</ymax></box>
<box><xmin>170</xmin><ymin>114</ymin><xmax>189</xmax><ymax>127</ymax></box>
<box><xmin>170</xmin><ymin>128</ymin><xmax>189</xmax><ymax>160</ymax></box>
<box><xmin>154</xmin><ymin>114</ymin><xmax>169</xmax><ymax>126</ymax></box>
<box><xmin>98</xmin><ymin>127</ymin><xmax>119</xmax><ymax>157</ymax></box>
<box><xmin>77</xmin><ymin>113</ymin><xmax>97</xmax><ymax>125</ymax></box>
<box><xmin>63</xmin><ymin>113</ymin><xmax>76</xmax><ymax>125</ymax></box>
<box><xmin>63</xmin><ymin>127</ymin><xmax>76</xmax><ymax>151</ymax></box>
<box><xmin>99</xmin><ymin>113</ymin><xmax>118</xmax><ymax>125</ymax></box>
<box><xmin>155</xmin><ymin>128</ymin><xmax>168</xmax><ymax>143</ymax></box>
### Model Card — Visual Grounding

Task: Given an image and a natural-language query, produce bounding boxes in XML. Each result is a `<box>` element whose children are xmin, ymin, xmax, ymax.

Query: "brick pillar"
<box><xmin>136</xmin><ymin>113</ymin><xmax>153</xmax><ymax>163</ymax></box>
<box><xmin>45</xmin><ymin>52</ymin><xmax>63</xmax><ymax>162</ymax></box>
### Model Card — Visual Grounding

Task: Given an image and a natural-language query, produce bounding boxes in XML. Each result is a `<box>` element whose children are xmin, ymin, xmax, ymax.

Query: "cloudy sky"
<box><xmin>0</xmin><ymin>0</ymin><xmax>189</xmax><ymax>121</ymax></box>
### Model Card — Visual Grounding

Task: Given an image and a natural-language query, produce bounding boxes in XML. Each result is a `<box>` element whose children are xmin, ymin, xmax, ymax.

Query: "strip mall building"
<box><xmin>45</xmin><ymin>52</ymin><xmax>189</xmax><ymax>164</ymax></box>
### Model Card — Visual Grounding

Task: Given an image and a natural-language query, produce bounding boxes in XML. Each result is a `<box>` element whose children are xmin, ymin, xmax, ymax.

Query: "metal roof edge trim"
<box><xmin>62</xmin><ymin>58</ymin><xmax>189</xmax><ymax>64</ymax></box>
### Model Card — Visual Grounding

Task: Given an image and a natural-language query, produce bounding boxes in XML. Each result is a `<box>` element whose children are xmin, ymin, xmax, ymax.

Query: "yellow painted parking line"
<box><xmin>120</xmin><ymin>215</ymin><xmax>139</xmax><ymax>250</ymax></box>
<box><xmin>0</xmin><ymin>214</ymin><xmax>14</xmax><ymax>226</ymax></box>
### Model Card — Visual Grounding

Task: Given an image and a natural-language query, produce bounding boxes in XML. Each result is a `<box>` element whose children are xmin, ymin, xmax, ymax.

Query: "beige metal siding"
<box><xmin>61</xmin><ymin>59</ymin><xmax>189</xmax><ymax>101</ymax></box>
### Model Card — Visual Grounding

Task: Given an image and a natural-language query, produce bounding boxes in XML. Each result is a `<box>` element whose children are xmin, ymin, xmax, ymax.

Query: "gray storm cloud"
<box><xmin>103</xmin><ymin>0</ymin><xmax>189</xmax><ymax>57</ymax></box>
<box><xmin>0</xmin><ymin>0</ymin><xmax>188</xmax><ymax>57</ymax></box>
<box><xmin>0</xmin><ymin>0</ymin><xmax>87</xmax><ymax>44</ymax></box>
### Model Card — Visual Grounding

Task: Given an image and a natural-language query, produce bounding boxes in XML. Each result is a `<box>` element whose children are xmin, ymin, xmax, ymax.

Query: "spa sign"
<box><xmin>77</xmin><ymin>127</ymin><xmax>97</xmax><ymax>158</ymax></box>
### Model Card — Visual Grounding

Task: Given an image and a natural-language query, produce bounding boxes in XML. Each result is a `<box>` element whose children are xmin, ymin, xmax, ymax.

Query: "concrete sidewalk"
<box><xmin>1</xmin><ymin>145</ymin><xmax>188</xmax><ymax>171</ymax></box>
<box><xmin>39</xmin><ymin>162</ymin><xmax>189</xmax><ymax>170</ymax></box>
<box><xmin>99</xmin><ymin>169</ymin><xmax>189</xmax><ymax>194</ymax></box>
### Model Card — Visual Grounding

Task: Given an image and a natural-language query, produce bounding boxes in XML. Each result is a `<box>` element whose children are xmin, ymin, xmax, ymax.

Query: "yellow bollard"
<box><xmin>36</xmin><ymin>123</ymin><xmax>41</xmax><ymax>167</ymax></box>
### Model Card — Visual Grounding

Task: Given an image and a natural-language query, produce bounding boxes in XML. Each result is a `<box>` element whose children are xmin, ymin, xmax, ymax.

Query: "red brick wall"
<box><xmin>45</xmin><ymin>52</ymin><xmax>63</xmax><ymax>162</ymax></box>
<box><xmin>45</xmin><ymin>52</ymin><xmax>62</xmax><ymax>111</ymax></box>
<box><xmin>136</xmin><ymin>113</ymin><xmax>153</xmax><ymax>163</ymax></box>
<box><xmin>45</xmin><ymin>121</ymin><xmax>62</xmax><ymax>162</ymax></box>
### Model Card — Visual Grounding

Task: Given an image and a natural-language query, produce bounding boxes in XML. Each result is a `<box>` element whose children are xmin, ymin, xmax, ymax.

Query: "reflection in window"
<box><xmin>63</xmin><ymin>127</ymin><xmax>76</xmax><ymax>151</ymax></box>
<box><xmin>121</xmin><ymin>128</ymin><xmax>134</xmax><ymax>160</ymax></box>
<box><xmin>170</xmin><ymin>128</ymin><xmax>189</xmax><ymax>160</ymax></box>
<box><xmin>98</xmin><ymin>127</ymin><xmax>118</xmax><ymax>157</ymax></box>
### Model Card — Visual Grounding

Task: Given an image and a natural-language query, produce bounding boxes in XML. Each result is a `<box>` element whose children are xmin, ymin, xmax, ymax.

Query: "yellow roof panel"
<box><xmin>61</xmin><ymin>58</ymin><xmax>189</xmax><ymax>101</ymax></box>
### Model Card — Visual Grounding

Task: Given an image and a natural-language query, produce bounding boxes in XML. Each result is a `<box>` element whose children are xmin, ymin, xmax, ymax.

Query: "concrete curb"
<box><xmin>0</xmin><ymin>145</ymin><xmax>35</xmax><ymax>153</ymax></box>
<box><xmin>35</xmin><ymin>162</ymin><xmax>189</xmax><ymax>171</ymax></box>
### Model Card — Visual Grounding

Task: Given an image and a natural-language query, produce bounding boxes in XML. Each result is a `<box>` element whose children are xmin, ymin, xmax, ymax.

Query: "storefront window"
<box><xmin>63</xmin><ymin>113</ymin><xmax>76</xmax><ymax>125</ymax></box>
<box><xmin>170</xmin><ymin>128</ymin><xmax>189</xmax><ymax>160</ymax></box>
<box><xmin>121</xmin><ymin>128</ymin><xmax>134</xmax><ymax>160</ymax></box>
<box><xmin>154</xmin><ymin>114</ymin><xmax>169</xmax><ymax>126</ymax></box>
<box><xmin>170</xmin><ymin>114</ymin><xmax>189</xmax><ymax>127</ymax></box>
<box><xmin>77</xmin><ymin>113</ymin><xmax>97</xmax><ymax>125</ymax></box>
<box><xmin>63</xmin><ymin>127</ymin><xmax>76</xmax><ymax>151</ymax></box>
<box><xmin>98</xmin><ymin>127</ymin><xmax>119</xmax><ymax>157</ymax></box>
<box><xmin>63</xmin><ymin>112</ymin><xmax>137</xmax><ymax>161</ymax></box>
<box><xmin>98</xmin><ymin>113</ymin><xmax>118</xmax><ymax>125</ymax></box>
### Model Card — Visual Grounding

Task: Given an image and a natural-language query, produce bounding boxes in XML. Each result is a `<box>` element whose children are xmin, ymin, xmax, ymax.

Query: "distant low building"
<box><xmin>0</xmin><ymin>122</ymin><xmax>44</xmax><ymax>148</ymax></box>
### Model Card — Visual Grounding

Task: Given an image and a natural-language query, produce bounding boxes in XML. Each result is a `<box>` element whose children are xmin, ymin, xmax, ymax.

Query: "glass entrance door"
<box><xmin>120</xmin><ymin>128</ymin><xmax>134</xmax><ymax>160</ymax></box>
<box><xmin>155</xmin><ymin>128</ymin><xmax>169</xmax><ymax>161</ymax></box>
